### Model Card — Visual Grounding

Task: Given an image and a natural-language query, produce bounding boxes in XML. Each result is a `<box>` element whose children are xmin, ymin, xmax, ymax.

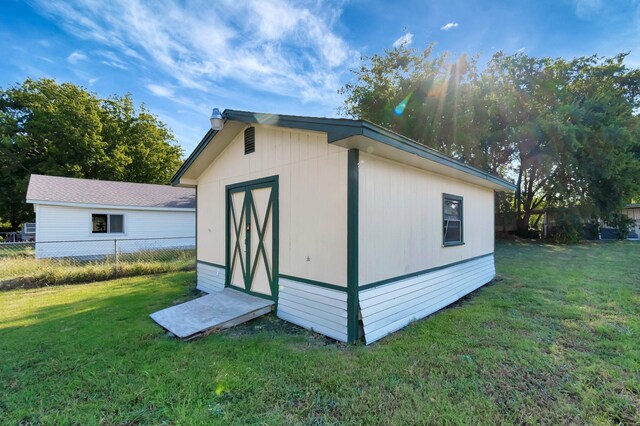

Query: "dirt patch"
<box><xmin>220</xmin><ymin>313</ymin><xmax>352</xmax><ymax>350</ymax></box>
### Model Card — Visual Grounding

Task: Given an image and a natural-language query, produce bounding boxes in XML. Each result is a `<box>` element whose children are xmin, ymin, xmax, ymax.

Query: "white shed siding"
<box><xmin>622</xmin><ymin>207</ymin><xmax>640</xmax><ymax>235</ymax></box>
<box><xmin>360</xmin><ymin>254</ymin><xmax>495</xmax><ymax>344</ymax></box>
<box><xmin>277</xmin><ymin>278</ymin><xmax>348</xmax><ymax>342</ymax></box>
<box><xmin>34</xmin><ymin>204</ymin><xmax>194</xmax><ymax>258</ymax></box>
<box><xmin>358</xmin><ymin>153</ymin><xmax>495</xmax><ymax>285</ymax></box>
<box><xmin>196</xmin><ymin>262</ymin><xmax>225</xmax><ymax>293</ymax></box>
<box><xmin>197</xmin><ymin>125</ymin><xmax>349</xmax><ymax>287</ymax></box>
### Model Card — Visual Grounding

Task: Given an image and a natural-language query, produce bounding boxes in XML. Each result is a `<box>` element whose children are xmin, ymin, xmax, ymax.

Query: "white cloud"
<box><xmin>97</xmin><ymin>50</ymin><xmax>128</xmax><ymax>70</ymax></box>
<box><xmin>88</xmin><ymin>77</ymin><xmax>99</xmax><ymax>86</ymax></box>
<box><xmin>146</xmin><ymin>83</ymin><xmax>175</xmax><ymax>98</ymax></box>
<box><xmin>574</xmin><ymin>0</ymin><xmax>602</xmax><ymax>19</ymax></box>
<box><xmin>517</xmin><ymin>47</ymin><xmax>526</xmax><ymax>53</ymax></box>
<box><xmin>33</xmin><ymin>0</ymin><xmax>357</xmax><ymax>105</ymax></box>
<box><xmin>392</xmin><ymin>33</ymin><xmax>414</xmax><ymax>48</ymax></box>
<box><xmin>66</xmin><ymin>50</ymin><xmax>87</xmax><ymax>64</ymax></box>
<box><xmin>440</xmin><ymin>22</ymin><xmax>459</xmax><ymax>31</ymax></box>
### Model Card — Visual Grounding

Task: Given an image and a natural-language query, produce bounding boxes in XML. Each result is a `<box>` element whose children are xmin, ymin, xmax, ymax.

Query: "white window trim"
<box><xmin>90</xmin><ymin>212</ymin><xmax>126</xmax><ymax>236</ymax></box>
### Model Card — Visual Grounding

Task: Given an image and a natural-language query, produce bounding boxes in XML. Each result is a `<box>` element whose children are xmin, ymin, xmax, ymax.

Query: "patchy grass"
<box><xmin>0</xmin><ymin>241</ymin><xmax>638</xmax><ymax>424</ymax></box>
<box><xmin>0</xmin><ymin>243</ymin><xmax>34</xmax><ymax>258</ymax></box>
<box><xmin>0</xmin><ymin>249</ymin><xmax>194</xmax><ymax>290</ymax></box>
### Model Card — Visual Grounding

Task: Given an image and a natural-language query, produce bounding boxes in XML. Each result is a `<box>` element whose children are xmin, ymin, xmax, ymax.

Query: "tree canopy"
<box><xmin>340</xmin><ymin>44</ymin><xmax>640</xmax><ymax>234</ymax></box>
<box><xmin>0</xmin><ymin>78</ymin><xmax>183</xmax><ymax>229</ymax></box>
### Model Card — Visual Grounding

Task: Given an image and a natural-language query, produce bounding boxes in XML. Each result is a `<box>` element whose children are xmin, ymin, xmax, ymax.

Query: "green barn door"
<box><xmin>226</xmin><ymin>177</ymin><xmax>278</xmax><ymax>300</ymax></box>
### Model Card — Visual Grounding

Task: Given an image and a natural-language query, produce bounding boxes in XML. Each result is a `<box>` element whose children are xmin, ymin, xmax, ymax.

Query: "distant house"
<box><xmin>26</xmin><ymin>175</ymin><xmax>195</xmax><ymax>258</ymax></box>
<box><xmin>601</xmin><ymin>204</ymin><xmax>640</xmax><ymax>240</ymax></box>
<box><xmin>621</xmin><ymin>204</ymin><xmax>640</xmax><ymax>238</ymax></box>
<box><xmin>171</xmin><ymin>110</ymin><xmax>515</xmax><ymax>344</ymax></box>
<box><xmin>543</xmin><ymin>205</ymin><xmax>640</xmax><ymax>240</ymax></box>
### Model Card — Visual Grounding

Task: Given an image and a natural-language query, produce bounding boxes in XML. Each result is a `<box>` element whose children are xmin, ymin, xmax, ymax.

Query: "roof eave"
<box><xmin>27</xmin><ymin>199</ymin><xmax>196</xmax><ymax>212</ymax></box>
<box><xmin>171</xmin><ymin>128</ymin><xmax>217</xmax><ymax>186</ymax></box>
<box><xmin>359</xmin><ymin>122</ymin><xmax>517</xmax><ymax>191</ymax></box>
<box><xmin>171</xmin><ymin>109</ymin><xmax>517</xmax><ymax>192</ymax></box>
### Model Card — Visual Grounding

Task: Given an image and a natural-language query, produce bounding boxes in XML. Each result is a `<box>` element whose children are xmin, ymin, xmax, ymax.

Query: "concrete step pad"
<box><xmin>150</xmin><ymin>288</ymin><xmax>274</xmax><ymax>339</ymax></box>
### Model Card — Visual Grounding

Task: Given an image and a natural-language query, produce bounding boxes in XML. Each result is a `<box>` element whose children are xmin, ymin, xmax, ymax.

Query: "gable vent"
<box><xmin>244</xmin><ymin>127</ymin><xmax>255</xmax><ymax>155</ymax></box>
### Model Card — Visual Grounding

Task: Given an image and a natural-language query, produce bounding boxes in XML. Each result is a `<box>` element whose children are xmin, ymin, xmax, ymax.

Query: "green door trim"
<box><xmin>347</xmin><ymin>149</ymin><xmax>360</xmax><ymax>343</ymax></box>
<box><xmin>225</xmin><ymin>176</ymin><xmax>279</xmax><ymax>303</ymax></box>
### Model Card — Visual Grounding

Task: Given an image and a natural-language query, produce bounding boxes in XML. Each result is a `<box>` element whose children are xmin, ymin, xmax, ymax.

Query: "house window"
<box><xmin>92</xmin><ymin>214</ymin><xmax>124</xmax><ymax>234</ymax></box>
<box><xmin>443</xmin><ymin>194</ymin><xmax>463</xmax><ymax>246</ymax></box>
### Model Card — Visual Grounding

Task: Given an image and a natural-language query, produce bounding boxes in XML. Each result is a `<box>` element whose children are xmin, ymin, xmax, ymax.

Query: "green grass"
<box><xmin>0</xmin><ymin>249</ymin><xmax>195</xmax><ymax>290</ymax></box>
<box><xmin>0</xmin><ymin>244</ymin><xmax>34</xmax><ymax>258</ymax></box>
<box><xmin>0</xmin><ymin>241</ymin><xmax>638</xmax><ymax>424</ymax></box>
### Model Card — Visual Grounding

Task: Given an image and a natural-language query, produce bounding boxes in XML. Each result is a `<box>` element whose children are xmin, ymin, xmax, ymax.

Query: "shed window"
<box><xmin>244</xmin><ymin>127</ymin><xmax>255</xmax><ymax>154</ymax></box>
<box><xmin>443</xmin><ymin>194</ymin><xmax>463</xmax><ymax>246</ymax></box>
<box><xmin>92</xmin><ymin>214</ymin><xmax>124</xmax><ymax>234</ymax></box>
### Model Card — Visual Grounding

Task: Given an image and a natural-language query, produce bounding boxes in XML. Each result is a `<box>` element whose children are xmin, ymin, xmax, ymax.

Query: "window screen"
<box><xmin>109</xmin><ymin>215</ymin><xmax>124</xmax><ymax>233</ymax></box>
<box><xmin>443</xmin><ymin>195</ymin><xmax>463</xmax><ymax>245</ymax></box>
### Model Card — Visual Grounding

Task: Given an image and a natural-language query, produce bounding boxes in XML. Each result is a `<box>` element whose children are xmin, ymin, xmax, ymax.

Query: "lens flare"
<box><xmin>394</xmin><ymin>93</ymin><xmax>412</xmax><ymax>116</ymax></box>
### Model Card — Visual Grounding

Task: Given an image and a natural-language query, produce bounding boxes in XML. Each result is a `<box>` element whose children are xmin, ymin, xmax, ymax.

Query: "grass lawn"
<box><xmin>0</xmin><ymin>241</ymin><xmax>638</xmax><ymax>424</ymax></box>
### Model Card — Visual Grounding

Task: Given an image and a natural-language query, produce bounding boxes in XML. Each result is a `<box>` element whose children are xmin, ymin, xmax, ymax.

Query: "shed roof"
<box><xmin>27</xmin><ymin>174</ymin><xmax>195</xmax><ymax>210</ymax></box>
<box><xmin>171</xmin><ymin>109</ymin><xmax>516</xmax><ymax>191</ymax></box>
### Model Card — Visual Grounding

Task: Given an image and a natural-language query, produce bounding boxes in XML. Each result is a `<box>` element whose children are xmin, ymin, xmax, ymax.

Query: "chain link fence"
<box><xmin>0</xmin><ymin>237</ymin><xmax>195</xmax><ymax>290</ymax></box>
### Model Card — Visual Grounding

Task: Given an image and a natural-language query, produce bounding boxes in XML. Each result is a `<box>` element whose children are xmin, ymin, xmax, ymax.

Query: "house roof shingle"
<box><xmin>26</xmin><ymin>174</ymin><xmax>195</xmax><ymax>209</ymax></box>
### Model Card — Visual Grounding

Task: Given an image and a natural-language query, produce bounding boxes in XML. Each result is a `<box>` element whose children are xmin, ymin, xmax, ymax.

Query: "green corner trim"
<box><xmin>195</xmin><ymin>185</ymin><xmax>198</xmax><ymax>262</ymax></box>
<box><xmin>359</xmin><ymin>252</ymin><xmax>495</xmax><ymax>291</ymax></box>
<box><xmin>197</xmin><ymin>260</ymin><xmax>225</xmax><ymax>269</ymax></box>
<box><xmin>347</xmin><ymin>149</ymin><xmax>360</xmax><ymax>343</ymax></box>
<box><xmin>279</xmin><ymin>274</ymin><xmax>347</xmax><ymax>292</ymax></box>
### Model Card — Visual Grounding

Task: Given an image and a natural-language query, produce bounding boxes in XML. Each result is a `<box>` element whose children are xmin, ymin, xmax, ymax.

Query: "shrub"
<box><xmin>606</xmin><ymin>213</ymin><xmax>635</xmax><ymax>240</ymax></box>
<box><xmin>547</xmin><ymin>210</ymin><xmax>583</xmax><ymax>244</ymax></box>
<box><xmin>581</xmin><ymin>220</ymin><xmax>600</xmax><ymax>240</ymax></box>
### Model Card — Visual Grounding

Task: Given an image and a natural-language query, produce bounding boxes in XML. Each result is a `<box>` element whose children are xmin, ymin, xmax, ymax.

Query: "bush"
<box><xmin>581</xmin><ymin>221</ymin><xmax>600</xmax><ymax>240</ymax></box>
<box><xmin>547</xmin><ymin>211</ymin><xmax>583</xmax><ymax>244</ymax></box>
<box><xmin>606</xmin><ymin>213</ymin><xmax>635</xmax><ymax>240</ymax></box>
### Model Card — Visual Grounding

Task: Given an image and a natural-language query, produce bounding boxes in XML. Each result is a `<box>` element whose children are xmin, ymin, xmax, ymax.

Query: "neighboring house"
<box><xmin>26</xmin><ymin>174</ymin><xmax>195</xmax><ymax>258</ymax></box>
<box><xmin>600</xmin><ymin>204</ymin><xmax>640</xmax><ymax>240</ymax></box>
<box><xmin>543</xmin><ymin>206</ymin><xmax>639</xmax><ymax>240</ymax></box>
<box><xmin>622</xmin><ymin>204</ymin><xmax>640</xmax><ymax>238</ymax></box>
<box><xmin>171</xmin><ymin>110</ymin><xmax>516</xmax><ymax>344</ymax></box>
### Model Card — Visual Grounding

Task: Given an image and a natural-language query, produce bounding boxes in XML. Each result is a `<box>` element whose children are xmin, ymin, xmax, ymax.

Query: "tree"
<box><xmin>340</xmin><ymin>45</ymin><xmax>640</xmax><ymax>237</ymax></box>
<box><xmin>482</xmin><ymin>53</ymin><xmax>562</xmax><ymax>233</ymax></box>
<box><xmin>0</xmin><ymin>78</ymin><xmax>183</xmax><ymax>229</ymax></box>
<box><xmin>486</xmin><ymin>53</ymin><xmax>640</xmax><ymax>231</ymax></box>
<box><xmin>339</xmin><ymin>43</ymin><xmax>509</xmax><ymax>171</ymax></box>
<box><xmin>553</xmin><ymin>54</ymin><xmax>640</xmax><ymax>218</ymax></box>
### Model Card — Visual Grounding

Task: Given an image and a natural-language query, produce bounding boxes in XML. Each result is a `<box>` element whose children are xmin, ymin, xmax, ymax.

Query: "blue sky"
<box><xmin>1</xmin><ymin>0</ymin><xmax>639</xmax><ymax>154</ymax></box>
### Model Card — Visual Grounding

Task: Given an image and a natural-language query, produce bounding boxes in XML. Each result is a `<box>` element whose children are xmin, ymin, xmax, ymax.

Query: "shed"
<box><xmin>171</xmin><ymin>110</ymin><xmax>516</xmax><ymax>344</ymax></box>
<box><xmin>26</xmin><ymin>175</ymin><xmax>196</xmax><ymax>258</ymax></box>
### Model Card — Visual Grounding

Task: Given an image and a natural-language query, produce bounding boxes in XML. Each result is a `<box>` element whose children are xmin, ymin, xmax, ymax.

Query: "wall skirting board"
<box><xmin>196</xmin><ymin>255</ymin><xmax>495</xmax><ymax>345</ymax></box>
<box><xmin>196</xmin><ymin>261</ymin><xmax>225</xmax><ymax>294</ymax></box>
<box><xmin>360</xmin><ymin>254</ymin><xmax>496</xmax><ymax>344</ymax></box>
<box><xmin>277</xmin><ymin>277</ymin><xmax>348</xmax><ymax>342</ymax></box>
